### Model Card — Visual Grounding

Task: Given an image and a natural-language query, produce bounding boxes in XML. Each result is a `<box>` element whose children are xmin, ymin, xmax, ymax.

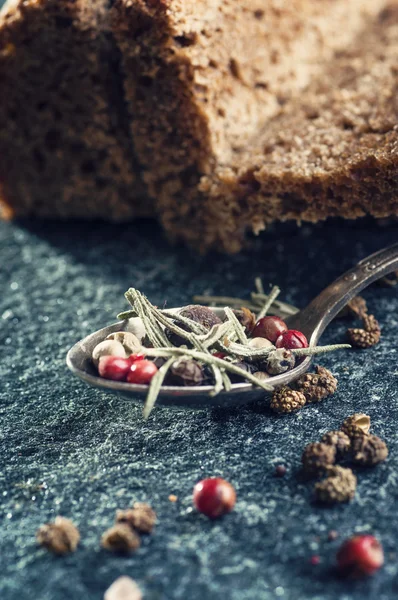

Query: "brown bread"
<box><xmin>0</xmin><ymin>0</ymin><xmax>396</xmax><ymax>253</ymax></box>
<box><xmin>0</xmin><ymin>0</ymin><xmax>151</xmax><ymax>222</ymax></box>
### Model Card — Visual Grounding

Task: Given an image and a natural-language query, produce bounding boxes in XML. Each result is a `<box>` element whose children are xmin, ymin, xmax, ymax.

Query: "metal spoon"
<box><xmin>66</xmin><ymin>243</ymin><xmax>398</xmax><ymax>408</ymax></box>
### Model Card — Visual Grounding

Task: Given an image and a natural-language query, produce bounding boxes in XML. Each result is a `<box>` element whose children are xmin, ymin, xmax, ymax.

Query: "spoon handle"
<box><xmin>287</xmin><ymin>242</ymin><xmax>398</xmax><ymax>344</ymax></box>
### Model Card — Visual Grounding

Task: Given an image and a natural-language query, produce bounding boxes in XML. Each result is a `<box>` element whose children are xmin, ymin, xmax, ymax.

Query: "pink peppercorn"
<box><xmin>275</xmin><ymin>329</ymin><xmax>308</xmax><ymax>350</ymax></box>
<box><xmin>337</xmin><ymin>535</ymin><xmax>384</xmax><ymax>576</ymax></box>
<box><xmin>193</xmin><ymin>478</ymin><xmax>236</xmax><ymax>519</ymax></box>
<box><xmin>127</xmin><ymin>360</ymin><xmax>158</xmax><ymax>385</ymax></box>
<box><xmin>98</xmin><ymin>356</ymin><xmax>132</xmax><ymax>381</ymax></box>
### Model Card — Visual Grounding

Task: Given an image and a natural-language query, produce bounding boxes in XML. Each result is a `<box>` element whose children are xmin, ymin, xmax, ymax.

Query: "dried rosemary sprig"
<box><xmin>143</xmin><ymin>357</ymin><xmax>176</xmax><ymax>419</ymax></box>
<box><xmin>224</xmin><ymin>307</ymin><xmax>248</xmax><ymax>345</ymax></box>
<box><xmin>256</xmin><ymin>285</ymin><xmax>281</xmax><ymax>320</ymax></box>
<box><xmin>142</xmin><ymin>347</ymin><xmax>273</xmax><ymax>391</ymax></box>
<box><xmin>124</xmin><ymin>289</ymin><xmax>235</xmax><ymax>410</ymax></box>
<box><xmin>118</xmin><ymin>287</ymin><xmax>351</xmax><ymax>418</ymax></box>
<box><xmin>193</xmin><ymin>279</ymin><xmax>298</xmax><ymax>320</ymax></box>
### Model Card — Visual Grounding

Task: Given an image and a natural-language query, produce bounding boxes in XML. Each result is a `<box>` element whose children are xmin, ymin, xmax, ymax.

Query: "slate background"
<box><xmin>0</xmin><ymin>217</ymin><xmax>398</xmax><ymax>600</ymax></box>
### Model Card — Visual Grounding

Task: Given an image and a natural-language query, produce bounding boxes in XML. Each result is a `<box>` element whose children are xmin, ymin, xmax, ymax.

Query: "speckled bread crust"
<box><xmin>195</xmin><ymin>4</ymin><xmax>398</xmax><ymax>252</ymax></box>
<box><xmin>111</xmin><ymin>0</ymin><xmax>395</xmax><ymax>252</ymax></box>
<box><xmin>0</xmin><ymin>0</ymin><xmax>151</xmax><ymax>222</ymax></box>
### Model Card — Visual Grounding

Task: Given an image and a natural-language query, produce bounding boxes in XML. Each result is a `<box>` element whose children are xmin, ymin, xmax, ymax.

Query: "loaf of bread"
<box><xmin>0</xmin><ymin>0</ymin><xmax>397</xmax><ymax>252</ymax></box>
<box><xmin>0</xmin><ymin>0</ymin><xmax>151</xmax><ymax>222</ymax></box>
<box><xmin>111</xmin><ymin>0</ymin><xmax>397</xmax><ymax>252</ymax></box>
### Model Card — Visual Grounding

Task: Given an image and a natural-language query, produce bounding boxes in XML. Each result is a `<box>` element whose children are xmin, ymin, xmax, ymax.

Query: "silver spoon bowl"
<box><xmin>66</xmin><ymin>243</ymin><xmax>398</xmax><ymax>408</ymax></box>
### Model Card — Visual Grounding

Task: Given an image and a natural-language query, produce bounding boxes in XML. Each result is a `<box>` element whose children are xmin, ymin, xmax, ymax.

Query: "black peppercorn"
<box><xmin>165</xmin><ymin>305</ymin><xmax>222</xmax><ymax>346</ymax></box>
<box><xmin>166</xmin><ymin>358</ymin><xmax>205</xmax><ymax>386</ymax></box>
<box><xmin>228</xmin><ymin>361</ymin><xmax>257</xmax><ymax>383</ymax></box>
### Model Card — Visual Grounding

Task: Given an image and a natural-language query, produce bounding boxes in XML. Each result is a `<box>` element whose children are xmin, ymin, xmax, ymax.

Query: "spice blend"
<box><xmin>91</xmin><ymin>282</ymin><xmax>351</xmax><ymax>417</ymax></box>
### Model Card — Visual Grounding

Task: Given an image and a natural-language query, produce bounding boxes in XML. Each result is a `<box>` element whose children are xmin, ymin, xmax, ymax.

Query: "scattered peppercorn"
<box><xmin>321</xmin><ymin>430</ymin><xmax>351</xmax><ymax>457</ymax></box>
<box><xmin>270</xmin><ymin>387</ymin><xmax>307</xmax><ymax>414</ymax></box>
<box><xmin>301</xmin><ymin>442</ymin><xmax>336</xmax><ymax>476</ymax></box>
<box><xmin>265</xmin><ymin>348</ymin><xmax>295</xmax><ymax>375</ymax></box>
<box><xmin>116</xmin><ymin>502</ymin><xmax>157</xmax><ymax>534</ymax></box>
<box><xmin>36</xmin><ymin>516</ymin><xmax>80</xmax><ymax>555</ymax></box>
<box><xmin>336</xmin><ymin>535</ymin><xmax>384</xmax><ymax>576</ymax></box>
<box><xmin>314</xmin><ymin>466</ymin><xmax>357</xmax><ymax>504</ymax></box>
<box><xmin>101</xmin><ymin>524</ymin><xmax>141</xmax><ymax>553</ymax></box>
<box><xmin>328</xmin><ymin>530</ymin><xmax>339</xmax><ymax>541</ymax></box>
<box><xmin>351</xmin><ymin>434</ymin><xmax>388</xmax><ymax>466</ymax></box>
<box><xmin>104</xmin><ymin>576</ymin><xmax>142</xmax><ymax>600</ymax></box>
<box><xmin>310</xmin><ymin>555</ymin><xmax>321</xmax><ymax>565</ymax></box>
<box><xmin>168</xmin><ymin>494</ymin><xmax>178</xmax><ymax>502</ymax></box>
<box><xmin>347</xmin><ymin>314</ymin><xmax>381</xmax><ymax>348</ymax></box>
<box><xmin>341</xmin><ymin>413</ymin><xmax>371</xmax><ymax>439</ymax></box>
<box><xmin>296</xmin><ymin>365</ymin><xmax>337</xmax><ymax>403</ymax></box>
<box><xmin>193</xmin><ymin>477</ymin><xmax>236</xmax><ymax>519</ymax></box>
<box><xmin>274</xmin><ymin>465</ymin><xmax>287</xmax><ymax>477</ymax></box>
<box><xmin>166</xmin><ymin>358</ymin><xmax>204</xmax><ymax>386</ymax></box>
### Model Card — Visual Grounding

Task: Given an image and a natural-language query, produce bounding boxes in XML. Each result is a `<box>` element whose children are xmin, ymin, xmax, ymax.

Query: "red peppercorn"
<box><xmin>274</xmin><ymin>464</ymin><xmax>287</xmax><ymax>477</ymax></box>
<box><xmin>275</xmin><ymin>329</ymin><xmax>308</xmax><ymax>350</ymax></box>
<box><xmin>213</xmin><ymin>352</ymin><xmax>227</xmax><ymax>359</ymax></box>
<box><xmin>252</xmin><ymin>316</ymin><xmax>288</xmax><ymax>343</ymax></box>
<box><xmin>98</xmin><ymin>356</ymin><xmax>131</xmax><ymax>381</ymax></box>
<box><xmin>127</xmin><ymin>359</ymin><xmax>158</xmax><ymax>385</ymax></box>
<box><xmin>128</xmin><ymin>352</ymin><xmax>146</xmax><ymax>364</ymax></box>
<box><xmin>337</xmin><ymin>535</ymin><xmax>384</xmax><ymax>576</ymax></box>
<box><xmin>193</xmin><ymin>477</ymin><xmax>236</xmax><ymax>519</ymax></box>
<box><xmin>310</xmin><ymin>555</ymin><xmax>321</xmax><ymax>565</ymax></box>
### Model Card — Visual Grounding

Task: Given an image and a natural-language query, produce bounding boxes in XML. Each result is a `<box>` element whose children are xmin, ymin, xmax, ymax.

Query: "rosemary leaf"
<box><xmin>256</xmin><ymin>285</ymin><xmax>281</xmax><ymax>320</ymax></box>
<box><xmin>210</xmin><ymin>365</ymin><xmax>224</xmax><ymax>397</ymax></box>
<box><xmin>117</xmin><ymin>310</ymin><xmax>137</xmax><ymax>320</ymax></box>
<box><xmin>254</xmin><ymin>277</ymin><xmax>265</xmax><ymax>295</ymax></box>
<box><xmin>143</xmin><ymin>357</ymin><xmax>175</xmax><ymax>420</ymax></box>
<box><xmin>250</xmin><ymin>292</ymin><xmax>299</xmax><ymax>317</ymax></box>
<box><xmin>127</xmin><ymin>289</ymin><xmax>170</xmax><ymax>347</ymax></box>
<box><xmin>224</xmin><ymin>306</ymin><xmax>248</xmax><ymax>345</ymax></box>
<box><xmin>292</xmin><ymin>344</ymin><xmax>351</xmax><ymax>357</ymax></box>
<box><xmin>226</xmin><ymin>341</ymin><xmax>275</xmax><ymax>358</ymax></box>
<box><xmin>193</xmin><ymin>295</ymin><xmax>259</xmax><ymax>312</ymax></box>
<box><xmin>161</xmin><ymin>310</ymin><xmax>206</xmax><ymax>335</ymax></box>
<box><xmin>221</xmin><ymin>371</ymin><xmax>232</xmax><ymax>392</ymax></box>
<box><xmin>198</xmin><ymin>321</ymin><xmax>235</xmax><ymax>347</ymax></box>
<box><xmin>143</xmin><ymin>347</ymin><xmax>273</xmax><ymax>391</ymax></box>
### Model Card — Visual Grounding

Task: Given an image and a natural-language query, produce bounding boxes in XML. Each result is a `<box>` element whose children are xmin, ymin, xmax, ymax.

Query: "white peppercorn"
<box><xmin>124</xmin><ymin>317</ymin><xmax>146</xmax><ymax>342</ymax></box>
<box><xmin>92</xmin><ymin>340</ymin><xmax>126</xmax><ymax>367</ymax></box>
<box><xmin>106</xmin><ymin>331</ymin><xmax>142</xmax><ymax>355</ymax></box>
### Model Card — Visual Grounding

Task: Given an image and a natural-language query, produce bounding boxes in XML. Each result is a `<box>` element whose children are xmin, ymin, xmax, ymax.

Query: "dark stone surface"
<box><xmin>1</xmin><ymin>217</ymin><xmax>398</xmax><ymax>600</ymax></box>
